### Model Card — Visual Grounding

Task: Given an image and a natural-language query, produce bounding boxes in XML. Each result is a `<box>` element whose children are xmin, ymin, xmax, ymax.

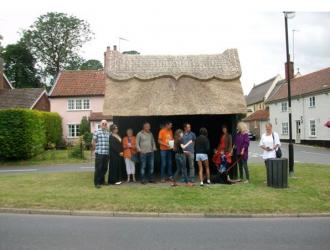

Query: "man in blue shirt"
<box><xmin>182</xmin><ymin>123</ymin><xmax>196</xmax><ymax>182</ymax></box>
<box><xmin>92</xmin><ymin>120</ymin><xmax>110</xmax><ymax>188</ymax></box>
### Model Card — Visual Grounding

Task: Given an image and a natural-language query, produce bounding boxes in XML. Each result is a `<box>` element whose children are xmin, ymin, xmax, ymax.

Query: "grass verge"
<box><xmin>0</xmin><ymin>163</ymin><xmax>329</xmax><ymax>214</ymax></box>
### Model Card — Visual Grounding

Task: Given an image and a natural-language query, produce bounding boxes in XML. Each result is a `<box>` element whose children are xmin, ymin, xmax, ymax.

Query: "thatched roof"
<box><xmin>105</xmin><ymin>49</ymin><xmax>241</xmax><ymax>81</ymax></box>
<box><xmin>103</xmin><ymin>49</ymin><xmax>246</xmax><ymax>116</ymax></box>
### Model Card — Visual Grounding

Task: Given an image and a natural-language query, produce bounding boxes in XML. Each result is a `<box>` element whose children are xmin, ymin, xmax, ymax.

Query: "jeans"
<box><xmin>140</xmin><ymin>152</ymin><xmax>154</xmax><ymax>181</ymax></box>
<box><xmin>238</xmin><ymin>158</ymin><xmax>249</xmax><ymax>180</ymax></box>
<box><xmin>175</xmin><ymin>153</ymin><xmax>189</xmax><ymax>183</ymax></box>
<box><xmin>94</xmin><ymin>153</ymin><xmax>109</xmax><ymax>186</ymax></box>
<box><xmin>185</xmin><ymin>152</ymin><xmax>195</xmax><ymax>180</ymax></box>
<box><xmin>160</xmin><ymin>150</ymin><xmax>173</xmax><ymax>179</ymax></box>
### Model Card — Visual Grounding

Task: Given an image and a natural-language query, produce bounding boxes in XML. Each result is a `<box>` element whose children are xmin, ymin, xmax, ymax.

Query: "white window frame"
<box><xmin>281</xmin><ymin>122</ymin><xmax>288</xmax><ymax>135</ymax></box>
<box><xmin>67</xmin><ymin>124</ymin><xmax>80</xmax><ymax>138</ymax></box>
<box><xmin>309</xmin><ymin>120</ymin><xmax>316</xmax><ymax>137</ymax></box>
<box><xmin>67</xmin><ymin>98</ymin><xmax>91</xmax><ymax>111</ymax></box>
<box><xmin>308</xmin><ymin>96</ymin><xmax>316</xmax><ymax>108</ymax></box>
<box><xmin>68</xmin><ymin>99</ymin><xmax>75</xmax><ymax>110</ymax></box>
<box><xmin>83</xmin><ymin>99</ymin><xmax>90</xmax><ymax>110</ymax></box>
<box><xmin>281</xmin><ymin>102</ymin><xmax>288</xmax><ymax>112</ymax></box>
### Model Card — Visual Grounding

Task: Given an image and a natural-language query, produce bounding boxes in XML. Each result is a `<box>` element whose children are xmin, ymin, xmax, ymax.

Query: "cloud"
<box><xmin>0</xmin><ymin>2</ymin><xmax>329</xmax><ymax>95</ymax></box>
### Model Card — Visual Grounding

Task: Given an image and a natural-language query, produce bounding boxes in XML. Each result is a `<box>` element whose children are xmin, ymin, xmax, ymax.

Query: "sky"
<box><xmin>0</xmin><ymin>0</ymin><xmax>329</xmax><ymax>94</ymax></box>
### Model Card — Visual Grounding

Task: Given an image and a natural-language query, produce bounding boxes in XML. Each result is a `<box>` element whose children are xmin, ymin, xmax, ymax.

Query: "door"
<box><xmin>295</xmin><ymin>120</ymin><xmax>301</xmax><ymax>143</ymax></box>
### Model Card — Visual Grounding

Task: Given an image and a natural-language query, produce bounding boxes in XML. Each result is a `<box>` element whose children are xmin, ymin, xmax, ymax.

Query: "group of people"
<box><xmin>92</xmin><ymin>119</ymin><xmax>281</xmax><ymax>188</ymax></box>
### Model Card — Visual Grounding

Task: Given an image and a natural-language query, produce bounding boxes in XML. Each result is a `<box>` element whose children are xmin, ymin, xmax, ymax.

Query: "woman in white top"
<box><xmin>259</xmin><ymin>123</ymin><xmax>281</xmax><ymax>164</ymax></box>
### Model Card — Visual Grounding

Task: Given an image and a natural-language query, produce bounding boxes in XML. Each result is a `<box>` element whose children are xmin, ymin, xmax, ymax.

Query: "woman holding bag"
<box><xmin>259</xmin><ymin>122</ymin><xmax>281</xmax><ymax>165</ymax></box>
<box><xmin>122</xmin><ymin>128</ymin><xmax>137</xmax><ymax>183</ymax></box>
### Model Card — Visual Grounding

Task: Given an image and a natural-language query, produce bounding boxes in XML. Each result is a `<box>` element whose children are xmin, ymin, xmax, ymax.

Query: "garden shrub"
<box><xmin>69</xmin><ymin>138</ymin><xmax>84</xmax><ymax>159</ymax></box>
<box><xmin>80</xmin><ymin>116</ymin><xmax>92</xmax><ymax>149</ymax></box>
<box><xmin>40</xmin><ymin>112</ymin><xmax>62</xmax><ymax>148</ymax></box>
<box><xmin>0</xmin><ymin>109</ymin><xmax>46</xmax><ymax>159</ymax></box>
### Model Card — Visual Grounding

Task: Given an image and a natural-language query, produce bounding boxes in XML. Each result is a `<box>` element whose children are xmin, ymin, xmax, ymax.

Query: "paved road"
<box><xmin>0</xmin><ymin>142</ymin><xmax>328</xmax><ymax>174</ymax></box>
<box><xmin>0</xmin><ymin>162</ymin><xmax>94</xmax><ymax>174</ymax></box>
<box><xmin>248</xmin><ymin>141</ymin><xmax>330</xmax><ymax>165</ymax></box>
<box><xmin>0</xmin><ymin>214</ymin><xmax>329</xmax><ymax>250</ymax></box>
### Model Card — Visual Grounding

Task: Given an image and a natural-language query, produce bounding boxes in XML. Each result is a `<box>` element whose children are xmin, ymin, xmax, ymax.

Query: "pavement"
<box><xmin>0</xmin><ymin>214</ymin><xmax>329</xmax><ymax>250</ymax></box>
<box><xmin>0</xmin><ymin>141</ymin><xmax>328</xmax><ymax>174</ymax></box>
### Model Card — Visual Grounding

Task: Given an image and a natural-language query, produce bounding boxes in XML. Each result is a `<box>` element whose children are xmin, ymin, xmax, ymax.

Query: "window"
<box><xmin>68</xmin><ymin>99</ymin><xmax>75</xmax><ymax>110</ymax></box>
<box><xmin>309</xmin><ymin>96</ymin><xmax>316</xmax><ymax>108</ymax></box>
<box><xmin>281</xmin><ymin>122</ymin><xmax>288</xmax><ymax>135</ymax></box>
<box><xmin>309</xmin><ymin>120</ymin><xmax>316</xmax><ymax>136</ymax></box>
<box><xmin>281</xmin><ymin>102</ymin><xmax>288</xmax><ymax>112</ymax></box>
<box><xmin>68</xmin><ymin>124</ymin><xmax>80</xmax><ymax>138</ymax></box>
<box><xmin>75</xmin><ymin>99</ymin><xmax>82</xmax><ymax>110</ymax></box>
<box><xmin>83</xmin><ymin>99</ymin><xmax>90</xmax><ymax>109</ymax></box>
<box><xmin>67</xmin><ymin>99</ymin><xmax>90</xmax><ymax>110</ymax></box>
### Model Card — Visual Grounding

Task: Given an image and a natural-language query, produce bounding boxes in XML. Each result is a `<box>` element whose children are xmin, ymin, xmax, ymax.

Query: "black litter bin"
<box><xmin>266</xmin><ymin>158</ymin><xmax>288</xmax><ymax>188</ymax></box>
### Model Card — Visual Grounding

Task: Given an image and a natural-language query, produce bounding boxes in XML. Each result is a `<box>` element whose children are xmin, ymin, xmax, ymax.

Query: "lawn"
<box><xmin>0</xmin><ymin>149</ymin><xmax>92</xmax><ymax>166</ymax></box>
<box><xmin>0</xmin><ymin>163</ymin><xmax>329</xmax><ymax>214</ymax></box>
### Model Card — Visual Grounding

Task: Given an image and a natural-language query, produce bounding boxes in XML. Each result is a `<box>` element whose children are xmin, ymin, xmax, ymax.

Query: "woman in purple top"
<box><xmin>234</xmin><ymin>122</ymin><xmax>250</xmax><ymax>183</ymax></box>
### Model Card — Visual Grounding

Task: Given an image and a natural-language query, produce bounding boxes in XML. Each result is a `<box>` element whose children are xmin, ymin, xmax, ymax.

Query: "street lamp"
<box><xmin>284</xmin><ymin>11</ymin><xmax>295</xmax><ymax>176</ymax></box>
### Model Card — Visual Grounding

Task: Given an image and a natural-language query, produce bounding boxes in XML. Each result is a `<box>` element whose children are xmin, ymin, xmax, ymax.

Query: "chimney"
<box><xmin>0</xmin><ymin>57</ymin><xmax>4</xmax><ymax>90</ymax></box>
<box><xmin>104</xmin><ymin>46</ymin><xmax>111</xmax><ymax>70</ymax></box>
<box><xmin>285</xmin><ymin>61</ymin><xmax>294</xmax><ymax>80</ymax></box>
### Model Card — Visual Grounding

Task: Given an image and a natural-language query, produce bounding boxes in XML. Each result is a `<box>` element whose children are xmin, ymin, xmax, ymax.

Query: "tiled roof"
<box><xmin>2</xmin><ymin>74</ymin><xmax>14</xmax><ymax>89</ymax></box>
<box><xmin>89</xmin><ymin>112</ymin><xmax>113</xmax><ymax>121</ymax></box>
<box><xmin>243</xmin><ymin>109</ymin><xmax>269</xmax><ymax>121</ymax></box>
<box><xmin>50</xmin><ymin>70</ymin><xmax>105</xmax><ymax>97</ymax></box>
<box><xmin>245</xmin><ymin>76</ymin><xmax>277</xmax><ymax>105</ymax></box>
<box><xmin>267</xmin><ymin>67</ymin><xmax>330</xmax><ymax>103</ymax></box>
<box><xmin>105</xmin><ymin>49</ymin><xmax>241</xmax><ymax>81</ymax></box>
<box><xmin>0</xmin><ymin>88</ymin><xmax>45</xmax><ymax>109</ymax></box>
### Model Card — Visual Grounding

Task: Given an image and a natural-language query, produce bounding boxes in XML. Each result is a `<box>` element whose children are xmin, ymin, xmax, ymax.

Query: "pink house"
<box><xmin>49</xmin><ymin>70</ymin><xmax>112</xmax><ymax>141</ymax></box>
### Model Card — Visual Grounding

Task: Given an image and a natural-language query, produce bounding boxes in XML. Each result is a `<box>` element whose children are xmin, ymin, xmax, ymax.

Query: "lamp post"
<box><xmin>284</xmin><ymin>11</ymin><xmax>295</xmax><ymax>176</ymax></box>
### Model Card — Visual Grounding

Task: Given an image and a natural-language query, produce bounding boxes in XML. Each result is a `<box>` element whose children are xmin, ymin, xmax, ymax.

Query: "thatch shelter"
<box><xmin>103</xmin><ymin>46</ymin><xmax>246</xmax><ymax>153</ymax></box>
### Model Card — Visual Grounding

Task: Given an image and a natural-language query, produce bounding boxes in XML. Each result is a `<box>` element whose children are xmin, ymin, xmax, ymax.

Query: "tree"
<box><xmin>122</xmin><ymin>50</ymin><xmax>140</xmax><ymax>55</ymax></box>
<box><xmin>0</xmin><ymin>35</ymin><xmax>3</xmax><ymax>54</ymax></box>
<box><xmin>64</xmin><ymin>56</ymin><xmax>85</xmax><ymax>70</ymax></box>
<box><xmin>80</xmin><ymin>59</ymin><xmax>103</xmax><ymax>70</ymax></box>
<box><xmin>1</xmin><ymin>42</ymin><xmax>41</xmax><ymax>88</ymax></box>
<box><xmin>22</xmin><ymin>12</ymin><xmax>93</xmax><ymax>83</ymax></box>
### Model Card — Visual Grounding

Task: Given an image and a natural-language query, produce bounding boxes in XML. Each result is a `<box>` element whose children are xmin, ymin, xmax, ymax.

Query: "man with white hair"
<box><xmin>92</xmin><ymin>120</ymin><xmax>110</xmax><ymax>188</ymax></box>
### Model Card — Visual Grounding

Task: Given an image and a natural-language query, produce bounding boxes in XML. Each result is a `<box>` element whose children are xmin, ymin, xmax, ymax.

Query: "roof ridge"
<box><xmin>118</xmin><ymin>48</ymin><xmax>238</xmax><ymax>57</ymax></box>
<box><xmin>251</xmin><ymin>76</ymin><xmax>277</xmax><ymax>89</ymax></box>
<box><xmin>296</xmin><ymin>66</ymin><xmax>330</xmax><ymax>79</ymax></box>
<box><xmin>106</xmin><ymin>49</ymin><xmax>241</xmax><ymax>81</ymax></box>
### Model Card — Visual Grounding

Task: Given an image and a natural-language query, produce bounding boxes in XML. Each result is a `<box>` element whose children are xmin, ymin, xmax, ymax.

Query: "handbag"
<box><xmin>272</xmin><ymin>133</ymin><xmax>282</xmax><ymax>158</ymax></box>
<box><xmin>131</xmin><ymin>153</ymin><xmax>139</xmax><ymax>163</ymax></box>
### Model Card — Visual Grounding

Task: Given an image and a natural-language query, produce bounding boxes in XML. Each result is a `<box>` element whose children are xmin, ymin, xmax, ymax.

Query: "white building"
<box><xmin>266</xmin><ymin>67</ymin><xmax>330</xmax><ymax>147</ymax></box>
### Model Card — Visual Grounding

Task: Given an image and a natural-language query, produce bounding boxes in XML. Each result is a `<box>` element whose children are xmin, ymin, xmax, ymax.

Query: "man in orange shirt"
<box><xmin>158</xmin><ymin>121</ymin><xmax>174</xmax><ymax>182</ymax></box>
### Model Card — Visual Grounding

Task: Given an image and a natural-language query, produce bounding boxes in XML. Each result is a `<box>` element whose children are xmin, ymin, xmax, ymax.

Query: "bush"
<box><xmin>69</xmin><ymin>138</ymin><xmax>84</xmax><ymax>159</ymax></box>
<box><xmin>40</xmin><ymin>112</ymin><xmax>62</xmax><ymax>148</ymax></box>
<box><xmin>80</xmin><ymin>116</ymin><xmax>92</xmax><ymax>149</ymax></box>
<box><xmin>0</xmin><ymin>109</ymin><xmax>46</xmax><ymax>159</ymax></box>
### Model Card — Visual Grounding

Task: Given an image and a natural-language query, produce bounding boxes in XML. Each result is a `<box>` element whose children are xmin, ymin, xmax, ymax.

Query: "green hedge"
<box><xmin>41</xmin><ymin>112</ymin><xmax>62</xmax><ymax>147</ymax></box>
<box><xmin>0</xmin><ymin>109</ymin><xmax>63</xmax><ymax>160</ymax></box>
<box><xmin>0</xmin><ymin>109</ymin><xmax>45</xmax><ymax>159</ymax></box>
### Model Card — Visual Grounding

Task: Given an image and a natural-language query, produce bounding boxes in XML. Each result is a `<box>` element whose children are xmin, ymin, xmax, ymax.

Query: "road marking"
<box><xmin>0</xmin><ymin>169</ymin><xmax>38</xmax><ymax>173</ymax></box>
<box><xmin>80</xmin><ymin>167</ymin><xmax>94</xmax><ymax>169</ymax></box>
<box><xmin>301</xmin><ymin>151</ymin><xmax>330</xmax><ymax>156</ymax></box>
